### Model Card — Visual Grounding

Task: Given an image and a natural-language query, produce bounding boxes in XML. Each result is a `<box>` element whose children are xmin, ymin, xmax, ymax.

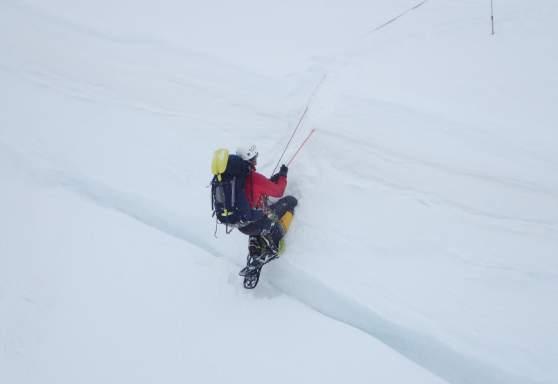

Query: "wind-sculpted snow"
<box><xmin>2</xmin><ymin>141</ymin><xmax>533</xmax><ymax>384</ymax></box>
<box><xmin>13</xmin><ymin>145</ymin><xmax>536</xmax><ymax>383</ymax></box>
<box><xmin>39</xmin><ymin>168</ymin><xmax>539</xmax><ymax>384</ymax></box>
<box><xmin>45</xmin><ymin>166</ymin><xmax>546</xmax><ymax>383</ymax></box>
<box><xmin>2</xmin><ymin>0</ymin><xmax>557</xmax><ymax>382</ymax></box>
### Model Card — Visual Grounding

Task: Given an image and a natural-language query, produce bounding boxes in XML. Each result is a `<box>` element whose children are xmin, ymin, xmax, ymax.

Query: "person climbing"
<box><xmin>235</xmin><ymin>145</ymin><xmax>298</xmax><ymax>267</ymax></box>
<box><xmin>209</xmin><ymin>144</ymin><xmax>298</xmax><ymax>287</ymax></box>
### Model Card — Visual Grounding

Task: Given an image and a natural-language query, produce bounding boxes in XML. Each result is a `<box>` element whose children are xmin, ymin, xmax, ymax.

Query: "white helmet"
<box><xmin>236</xmin><ymin>145</ymin><xmax>258</xmax><ymax>161</ymax></box>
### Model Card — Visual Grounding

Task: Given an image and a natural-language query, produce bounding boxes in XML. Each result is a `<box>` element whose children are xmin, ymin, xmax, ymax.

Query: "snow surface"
<box><xmin>1</xmin><ymin>0</ymin><xmax>557</xmax><ymax>383</ymax></box>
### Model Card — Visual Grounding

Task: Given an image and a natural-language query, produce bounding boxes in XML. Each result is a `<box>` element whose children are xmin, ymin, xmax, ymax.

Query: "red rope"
<box><xmin>287</xmin><ymin>129</ymin><xmax>316</xmax><ymax>167</ymax></box>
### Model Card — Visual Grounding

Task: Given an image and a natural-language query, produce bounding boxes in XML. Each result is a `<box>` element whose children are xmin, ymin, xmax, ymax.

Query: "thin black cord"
<box><xmin>272</xmin><ymin>106</ymin><xmax>308</xmax><ymax>175</ymax></box>
<box><xmin>272</xmin><ymin>74</ymin><xmax>327</xmax><ymax>175</ymax></box>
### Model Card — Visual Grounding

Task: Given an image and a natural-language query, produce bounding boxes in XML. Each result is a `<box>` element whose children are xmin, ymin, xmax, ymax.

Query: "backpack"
<box><xmin>210</xmin><ymin>149</ymin><xmax>261</xmax><ymax>232</ymax></box>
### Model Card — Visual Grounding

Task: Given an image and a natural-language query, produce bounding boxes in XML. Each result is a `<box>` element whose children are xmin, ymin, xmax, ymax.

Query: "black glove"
<box><xmin>279</xmin><ymin>164</ymin><xmax>288</xmax><ymax>177</ymax></box>
<box><xmin>270</xmin><ymin>165</ymin><xmax>288</xmax><ymax>183</ymax></box>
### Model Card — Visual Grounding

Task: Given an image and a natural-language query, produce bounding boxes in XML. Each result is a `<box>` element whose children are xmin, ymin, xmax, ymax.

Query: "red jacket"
<box><xmin>244</xmin><ymin>171</ymin><xmax>286</xmax><ymax>209</ymax></box>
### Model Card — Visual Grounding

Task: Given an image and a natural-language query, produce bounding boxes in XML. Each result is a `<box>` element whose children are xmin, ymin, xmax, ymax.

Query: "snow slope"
<box><xmin>1</xmin><ymin>0</ymin><xmax>557</xmax><ymax>383</ymax></box>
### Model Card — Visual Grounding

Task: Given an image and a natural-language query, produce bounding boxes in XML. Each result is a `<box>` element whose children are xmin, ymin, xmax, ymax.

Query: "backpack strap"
<box><xmin>231</xmin><ymin>177</ymin><xmax>236</xmax><ymax>211</ymax></box>
<box><xmin>210</xmin><ymin>176</ymin><xmax>216</xmax><ymax>213</ymax></box>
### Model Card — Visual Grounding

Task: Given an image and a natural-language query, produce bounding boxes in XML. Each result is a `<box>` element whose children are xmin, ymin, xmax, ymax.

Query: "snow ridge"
<box><xmin>267</xmin><ymin>262</ymin><xmax>539</xmax><ymax>384</ymax></box>
<box><xmin>54</xmin><ymin>172</ymin><xmax>227</xmax><ymax>261</ymax></box>
<box><xmin>0</xmin><ymin>143</ymin><xmax>225</xmax><ymax>261</ymax></box>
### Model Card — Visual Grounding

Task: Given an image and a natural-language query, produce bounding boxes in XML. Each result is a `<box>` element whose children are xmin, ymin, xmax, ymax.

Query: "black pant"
<box><xmin>238</xmin><ymin>196</ymin><xmax>298</xmax><ymax>246</ymax></box>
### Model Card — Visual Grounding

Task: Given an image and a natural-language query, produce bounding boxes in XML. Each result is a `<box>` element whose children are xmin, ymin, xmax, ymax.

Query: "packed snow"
<box><xmin>1</xmin><ymin>0</ymin><xmax>557</xmax><ymax>383</ymax></box>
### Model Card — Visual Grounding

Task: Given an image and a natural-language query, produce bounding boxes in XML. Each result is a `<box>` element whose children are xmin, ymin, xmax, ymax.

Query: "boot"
<box><xmin>259</xmin><ymin>231</ymin><xmax>278</xmax><ymax>258</ymax></box>
<box><xmin>248</xmin><ymin>236</ymin><xmax>262</xmax><ymax>257</ymax></box>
